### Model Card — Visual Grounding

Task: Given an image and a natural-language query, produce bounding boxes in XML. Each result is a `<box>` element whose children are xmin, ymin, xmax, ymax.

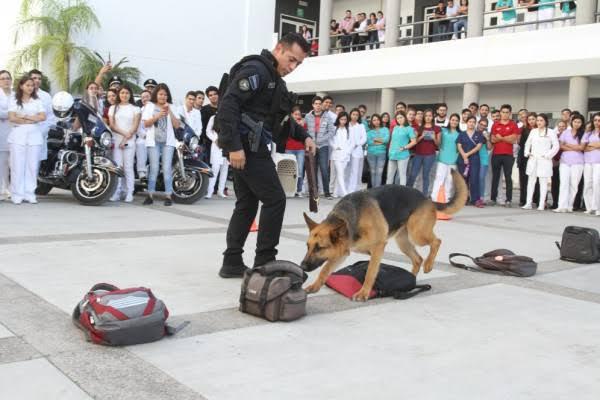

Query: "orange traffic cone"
<box><xmin>249</xmin><ymin>219</ymin><xmax>259</xmax><ymax>232</ymax></box>
<box><xmin>436</xmin><ymin>184</ymin><xmax>452</xmax><ymax>221</ymax></box>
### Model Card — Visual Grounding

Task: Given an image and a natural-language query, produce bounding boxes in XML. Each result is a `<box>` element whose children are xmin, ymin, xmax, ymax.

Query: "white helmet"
<box><xmin>52</xmin><ymin>91</ymin><xmax>74</xmax><ymax>119</ymax></box>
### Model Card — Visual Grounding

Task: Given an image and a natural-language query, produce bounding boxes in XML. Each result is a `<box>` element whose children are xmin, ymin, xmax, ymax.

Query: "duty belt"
<box><xmin>240</xmin><ymin>113</ymin><xmax>272</xmax><ymax>153</ymax></box>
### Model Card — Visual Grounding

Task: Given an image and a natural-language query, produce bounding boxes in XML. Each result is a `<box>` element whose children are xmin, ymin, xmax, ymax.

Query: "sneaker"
<box><xmin>595</xmin><ymin>211</ymin><xmax>600</xmax><ymax>217</ymax></box>
<box><xmin>138</xmin><ymin>172</ymin><xmax>147</xmax><ymax>179</ymax></box>
<box><xmin>109</xmin><ymin>193</ymin><xmax>120</xmax><ymax>202</ymax></box>
<box><xmin>487</xmin><ymin>200</ymin><xmax>497</xmax><ymax>206</ymax></box>
<box><xmin>12</xmin><ymin>198</ymin><xmax>23</xmax><ymax>205</ymax></box>
<box><xmin>164</xmin><ymin>197</ymin><xmax>172</xmax><ymax>206</ymax></box>
<box><xmin>143</xmin><ymin>196</ymin><xmax>153</xmax><ymax>205</ymax></box>
<box><xmin>584</xmin><ymin>210</ymin><xmax>593</xmax><ymax>215</ymax></box>
<box><xmin>27</xmin><ymin>197</ymin><xmax>38</xmax><ymax>204</ymax></box>
<box><xmin>536</xmin><ymin>206</ymin><xmax>544</xmax><ymax>211</ymax></box>
<box><xmin>218</xmin><ymin>192</ymin><xmax>228</xmax><ymax>198</ymax></box>
<box><xmin>124</xmin><ymin>194</ymin><xmax>134</xmax><ymax>203</ymax></box>
<box><xmin>205</xmin><ymin>194</ymin><xmax>212</xmax><ymax>199</ymax></box>
<box><xmin>325</xmin><ymin>193</ymin><xmax>334</xmax><ymax>200</ymax></box>
<box><xmin>219</xmin><ymin>264</ymin><xmax>249</xmax><ymax>278</ymax></box>
<box><xmin>566</xmin><ymin>208</ymin><xmax>573</xmax><ymax>213</ymax></box>
<box><xmin>504</xmin><ymin>201</ymin><xmax>512</xmax><ymax>208</ymax></box>
<box><xmin>521</xmin><ymin>204</ymin><xmax>532</xmax><ymax>210</ymax></box>
<box><xmin>475</xmin><ymin>199</ymin><xmax>485</xmax><ymax>208</ymax></box>
<box><xmin>553</xmin><ymin>208</ymin><xmax>567</xmax><ymax>213</ymax></box>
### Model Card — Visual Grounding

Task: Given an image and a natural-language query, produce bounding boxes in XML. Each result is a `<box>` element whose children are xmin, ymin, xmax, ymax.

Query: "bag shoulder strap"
<box><xmin>392</xmin><ymin>284</ymin><xmax>432</xmax><ymax>300</ymax></box>
<box><xmin>448</xmin><ymin>253</ymin><xmax>485</xmax><ymax>273</ymax></box>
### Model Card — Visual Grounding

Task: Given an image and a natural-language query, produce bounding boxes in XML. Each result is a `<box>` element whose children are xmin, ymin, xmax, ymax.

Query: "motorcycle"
<box><xmin>36</xmin><ymin>92</ymin><xmax>124</xmax><ymax>205</ymax></box>
<box><xmin>134</xmin><ymin>116</ymin><xmax>212</xmax><ymax>204</ymax></box>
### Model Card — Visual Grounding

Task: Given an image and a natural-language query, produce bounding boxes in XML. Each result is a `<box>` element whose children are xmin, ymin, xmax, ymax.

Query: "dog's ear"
<box><xmin>329</xmin><ymin>220</ymin><xmax>349</xmax><ymax>244</ymax></box>
<box><xmin>303</xmin><ymin>212</ymin><xmax>318</xmax><ymax>231</ymax></box>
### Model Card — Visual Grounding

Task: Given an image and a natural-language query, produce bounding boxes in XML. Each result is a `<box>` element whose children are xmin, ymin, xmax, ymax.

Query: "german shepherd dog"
<box><xmin>301</xmin><ymin>170</ymin><xmax>468</xmax><ymax>301</ymax></box>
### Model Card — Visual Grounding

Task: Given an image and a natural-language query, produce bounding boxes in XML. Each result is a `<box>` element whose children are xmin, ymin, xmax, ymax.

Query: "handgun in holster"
<box><xmin>241</xmin><ymin>113</ymin><xmax>264</xmax><ymax>153</ymax></box>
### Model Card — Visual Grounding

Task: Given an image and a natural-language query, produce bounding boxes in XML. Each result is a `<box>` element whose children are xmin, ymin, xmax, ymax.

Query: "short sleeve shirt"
<box><xmin>438</xmin><ymin>128</ymin><xmax>460</xmax><ymax>165</ymax></box>
<box><xmin>491</xmin><ymin>120</ymin><xmax>520</xmax><ymax>156</ymax></box>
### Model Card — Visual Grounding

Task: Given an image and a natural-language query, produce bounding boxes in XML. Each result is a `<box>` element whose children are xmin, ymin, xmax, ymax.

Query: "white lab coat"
<box><xmin>0</xmin><ymin>89</ymin><xmax>13</xmax><ymax>197</ymax></box>
<box><xmin>524</xmin><ymin>128</ymin><xmax>560</xmax><ymax>178</ymax></box>
<box><xmin>206</xmin><ymin>115</ymin><xmax>227</xmax><ymax>166</ymax></box>
<box><xmin>177</xmin><ymin>105</ymin><xmax>202</xmax><ymax>137</ymax></box>
<box><xmin>349</xmin><ymin>122</ymin><xmax>367</xmax><ymax>158</ymax></box>
<box><xmin>329</xmin><ymin>127</ymin><xmax>354</xmax><ymax>162</ymax></box>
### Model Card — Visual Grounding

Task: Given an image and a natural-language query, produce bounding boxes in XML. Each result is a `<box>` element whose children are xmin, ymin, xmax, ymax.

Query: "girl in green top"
<box><xmin>387</xmin><ymin>111</ymin><xmax>416</xmax><ymax>185</ymax></box>
<box><xmin>431</xmin><ymin>113</ymin><xmax>460</xmax><ymax>202</ymax></box>
<box><xmin>366</xmin><ymin>114</ymin><xmax>390</xmax><ymax>187</ymax></box>
<box><xmin>496</xmin><ymin>0</ymin><xmax>517</xmax><ymax>33</ymax></box>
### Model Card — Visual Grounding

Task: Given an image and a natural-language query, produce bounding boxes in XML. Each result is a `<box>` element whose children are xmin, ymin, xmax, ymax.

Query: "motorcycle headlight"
<box><xmin>190</xmin><ymin>136</ymin><xmax>200</xmax><ymax>152</ymax></box>
<box><xmin>100</xmin><ymin>132</ymin><xmax>112</xmax><ymax>148</ymax></box>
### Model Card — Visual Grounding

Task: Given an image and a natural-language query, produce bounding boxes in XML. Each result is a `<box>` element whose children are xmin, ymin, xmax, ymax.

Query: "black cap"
<box><xmin>143</xmin><ymin>79</ymin><xmax>158</xmax><ymax>88</ymax></box>
<box><xmin>109</xmin><ymin>76</ymin><xmax>122</xmax><ymax>86</ymax></box>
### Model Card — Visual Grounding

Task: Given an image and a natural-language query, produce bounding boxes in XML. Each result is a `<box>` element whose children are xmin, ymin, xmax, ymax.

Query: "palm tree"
<box><xmin>11</xmin><ymin>0</ymin><xmax>100</xmax><ymax>91</ymax></box>
<box><xmin>71</xmin><ymin>51</ymin><xmax>142</xmax><ymax>94</ymax></box>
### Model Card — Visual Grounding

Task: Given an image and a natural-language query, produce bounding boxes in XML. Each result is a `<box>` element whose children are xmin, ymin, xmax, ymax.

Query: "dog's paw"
<box><xmin>304</xmin><ymin>282</ymin><xmax>322</xmax><ymax>294</ymax></box>
<box><xmin>351</xmin><ymin>289</ymin><xmax>370</xmax><ymax>302</ymax></box>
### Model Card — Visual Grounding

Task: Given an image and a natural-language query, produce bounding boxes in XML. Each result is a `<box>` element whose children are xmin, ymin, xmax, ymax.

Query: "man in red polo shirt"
<box><xmin>490</xmin><ymin>104</ymin><xmax>520</xmax><ymax>207</ymax></box>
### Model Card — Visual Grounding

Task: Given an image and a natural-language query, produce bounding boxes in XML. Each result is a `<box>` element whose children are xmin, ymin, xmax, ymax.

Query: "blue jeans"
<box><xmin>479</xmin><ymin>164</ymin><xmax>488</xmax><ymax>200</ymax></box>
<box><xmin>453</xmin><ymin>19</ymin><xmax>467</xmax><ymax>38</ymax></box>
<box><xmin>286</xmin><ymin>149</ymin><xmax>305</xmax><ymax>193</ymax></box>
<box><xmin>407</xmin><ymin>154</ymin><xmax>436</xmax><ymax>195</ymax></box>
<box><xmin>316</xmin><ymin>146</ymin><xmax>330</xmax><ymax>195</ymax></box>
<box><xmin>367</xmin><ymin>153</ymin><xmax>386</xmax><ymax>188</ymax></box>
<box><xmin>148</xmin><ymin>143</ymin><xmax>174</xmax><ymax>195</ymax></box>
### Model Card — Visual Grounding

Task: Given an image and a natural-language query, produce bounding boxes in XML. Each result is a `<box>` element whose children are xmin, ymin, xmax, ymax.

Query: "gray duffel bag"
<box><xmin>239</xmin><ymin>260</ymin><xmax>308</xmax><ymax>322</ymax></box>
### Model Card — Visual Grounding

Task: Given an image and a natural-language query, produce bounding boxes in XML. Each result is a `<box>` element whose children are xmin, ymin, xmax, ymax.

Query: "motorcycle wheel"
<box><xmin>71</xmin><ymin>168</ymin><xmax>118</xmax><ymax>206</ymax></box>
<box><xmin>35</xmin><ymin>182</ymin><xmax>53</xmax><ymax>196</ymax></box>
<box><xmin>171</xmin><ymin>168</ymin><xmax>209</xmax><ymax>204</ymax></box>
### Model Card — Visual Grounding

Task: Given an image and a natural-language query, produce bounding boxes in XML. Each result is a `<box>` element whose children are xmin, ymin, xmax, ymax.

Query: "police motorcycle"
<box><xmin>36</xmin><ymin>92</ymin><xmax>124</xmax><ymax>205</ymax></box>
<box><xmin>135</xmin><ymin>116</ymin><xmax>212</xmax><ymax>204</ymax></box>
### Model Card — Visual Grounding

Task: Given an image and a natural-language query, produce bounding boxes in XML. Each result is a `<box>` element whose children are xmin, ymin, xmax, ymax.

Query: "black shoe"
<box><xmin>143</xmin><ymin>197</ymin><xmax>153</xmax><ymax>205</ymax></box>
<box><xmin>325</xmin><ymin>193</ymin><xmax>333</xmax><ymax>200</ymax></box>
<box><xmin>164</xmin><ymin>198</ymin><xmax>172</xmax><ymax>206</ymax></box>
<box><xmin>219</xmin><ymin>264</ymin><xmax>249</xmax><ymax>278</ymax></box>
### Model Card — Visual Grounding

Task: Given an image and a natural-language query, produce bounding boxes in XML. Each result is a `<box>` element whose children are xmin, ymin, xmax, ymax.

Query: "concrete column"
<box><xmin>318</xmin><ymin>0</ymin><xmax>333</xmax><ymax>56</ymax></box>
<box><xmin>568</xmin><ymin>76</ymin><xmax>590</xmax><ymax>117</ymax></box>
<box><xmin>466</xmin><ymin>0</ymin><xmax>485</xmax><ymax>38</ymax></box>
<box><xmin>575</xmin><ymin>0</ymin><xmax>597</xmax><ymax>25</ymax></box>
<box><xmin>384</xmin><ymin>0</ymin><xmax>401</xmax><ymax>48</ymax></box>
<box><xmin>380</xmin><ymin>88</ymin><xmax>395</xmax><ymax>114</ymax></box>
<box><xmin>462</xmin><ymin>83</ymin><xmax>480</xmax><ymax>108</ymax></box>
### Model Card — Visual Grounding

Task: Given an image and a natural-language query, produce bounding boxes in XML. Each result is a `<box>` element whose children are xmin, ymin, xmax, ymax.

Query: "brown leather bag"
<box><xmin>449</xmin><ymin>249</ymin><xmax>537</xmax><ymax>277</ymax></box>
<box><xmin>304</xmin><ymin>151</ymin><xmax>319</xmax><ymax>213</ymax></box>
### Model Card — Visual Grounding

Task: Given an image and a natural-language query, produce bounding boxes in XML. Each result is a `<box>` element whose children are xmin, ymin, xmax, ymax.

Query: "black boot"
<box><xmin>219</xmin><ymin>264</ymin><xmax>249</xmax><ymax>278</ymax></box>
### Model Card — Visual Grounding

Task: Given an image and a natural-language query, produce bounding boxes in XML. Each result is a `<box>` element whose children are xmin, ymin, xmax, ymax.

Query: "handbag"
<box><xmin>449</xmin><ymin>249</ymin><xmax>537</xmax><ymax>277</ymax></box>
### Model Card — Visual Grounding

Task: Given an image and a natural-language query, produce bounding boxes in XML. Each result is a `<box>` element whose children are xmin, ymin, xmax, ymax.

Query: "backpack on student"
<box><xmin>239</xmin><ymin>261</ymin><xmax>308</xmax><ymax>322</ymax></box>
<box><xmin>325</xmin><ymin>261</ymin><xmax>432</xmax><ymax>300</ymax></box>
<box><xmin>556</xmin><ymin>226</ymin><xmax>600</xmax><ymax>264</ymax></box>
<box><xmin>72</xmin><ymin>283</ymin><xmax>186</xmax><ymax>346</ymax></box>
<box><xmin>448</xmin><ymin>249</ymin><xmax>537</xmax><ymax>277</ymax></box>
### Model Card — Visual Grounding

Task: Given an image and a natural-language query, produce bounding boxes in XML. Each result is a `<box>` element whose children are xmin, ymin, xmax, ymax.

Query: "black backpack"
<box><xmin>556</xmin><ymin>226</ymin><xmax>600</xmax><ymax>264</ymax></box>
<box><xmin>325</xmin><ymin>261</ymin><xmax>431</xmax><ymax>300</ymax></box>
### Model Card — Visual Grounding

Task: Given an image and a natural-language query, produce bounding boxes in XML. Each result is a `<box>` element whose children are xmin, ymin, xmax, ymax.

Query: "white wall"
<box><xmin>2</xmin><ymin>0</ymin><xmax>276</xmax><ymax>99</ymax></box>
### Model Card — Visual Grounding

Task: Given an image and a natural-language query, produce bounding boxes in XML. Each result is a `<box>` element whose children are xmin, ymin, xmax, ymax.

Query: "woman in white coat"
<box><xmin>348</xmin><ymin>108</ymin><xmax>367</xmax><ymax>192</ymax></box>
<box><xmin>205</xmin><ymin>114</ymin><xmax>229</xmax><ymax>198</ymax></box>
<box><xmin>522</xmin><ymin>114</ymin><xmax>559</xmax><ymax>210</ymax></box>
<box><xmin>329</xmin><ymin>112</ymin><xmax>354</xmax><ymax>198</ymax></box>
<box><xmin>7</xmin><ymin>75</ymin><xmax>46</xmax><ymax>204</ymax></box>
<box><xmin>0</xmin><ymin>70</ymin><xmax>13</xmax><ymax>200</ymax></box>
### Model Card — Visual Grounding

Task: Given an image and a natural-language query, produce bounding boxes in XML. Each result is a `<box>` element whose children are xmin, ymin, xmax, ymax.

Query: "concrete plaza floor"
<box><xmin>1</xmin><ymin>188</ymin><xmax>599</xmax><ymax>400</ymax></box>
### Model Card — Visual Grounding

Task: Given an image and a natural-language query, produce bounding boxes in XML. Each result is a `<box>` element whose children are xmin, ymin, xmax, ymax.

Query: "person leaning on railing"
<box><xmin>453</xmin><ymin>0</ymin><xmax>469</xmax><ymax>39</ymax></box>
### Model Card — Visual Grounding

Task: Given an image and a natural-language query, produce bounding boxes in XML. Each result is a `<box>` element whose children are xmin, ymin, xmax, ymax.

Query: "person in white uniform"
<box><xmin>348</xmin><ymin>108</ymin><xmax>367</xmax><ymax>192</ymax></box>
<box><xmin>28</xmin><ymin>70</ymin><xmax>55</xmax><ymax>162</ymax></box>
<box><xmin>108</xmin><ymin>85</ymin><xmax>141</xmax><ymax>202</ymax></box>
<box><xmin>329</xmin><ymin>111</ymin><xmax>354</xmax><ymax>197</ymax></box>
<box><xmin>7</xmin><ymin>75</ymin><xmax>46</xmax><ymax>204</ymax></box>
<box><xmin>136</xmin><ymin>90</ymin><xmax>152</xmax><ymax>179</ymax></box>
<box><xmin>177</xmin><ymin>91</ymin><xmax>203</xmax><ymax>137</ymax></box>
<box><xmin>0</xmin><ymin>70</ymin><xmax>14</xmax><ymax>200</ymax></box>
<box><xmin>522</xmin><ymin>114</ymin><xmax>559</xmax><ymax>210</ymax></box>
<box><xmin>205</xmin><ymin>115</ymin><xmax>229</xmax><ymax>199</ymax></box>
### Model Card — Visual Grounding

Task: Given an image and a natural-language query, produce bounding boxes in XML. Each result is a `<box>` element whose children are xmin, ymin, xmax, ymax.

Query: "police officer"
<box><xmin>217</xmin><ymin>32</ymin><xmax>316</xmax><ymax>278</ymax></box>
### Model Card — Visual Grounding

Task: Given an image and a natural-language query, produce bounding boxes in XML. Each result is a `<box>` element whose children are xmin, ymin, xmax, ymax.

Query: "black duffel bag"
<box><xmin>556</xmin><ymin>226</ymin><xmax>600</xmax><ymax>264</ymax></box>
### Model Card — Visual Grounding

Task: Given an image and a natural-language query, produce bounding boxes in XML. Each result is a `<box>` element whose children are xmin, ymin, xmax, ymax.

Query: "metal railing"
<box><xmin>484</xmin><ymin>0</ymin><xmax>576</xmax><ymax>31</ymax></box>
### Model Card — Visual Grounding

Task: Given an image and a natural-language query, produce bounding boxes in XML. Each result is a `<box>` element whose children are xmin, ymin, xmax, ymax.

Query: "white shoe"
<box><xmin>26</xmin><ymin>197</ymin><xmax>38</xmax><ymax>204</ymax></box>
<box><xmin>566</xmin><ymin>208</ymin><xmax>573</xmax><ymax>213</ymax></box>
<box><xmin>553</xmin><ymin>208</ymin><xmax>567</xmax><ymax>213</ymax></box>
<box><xmin>595</xmin><ymin>211</ymin><xmax>600</xmax><ymax>217</ymax></box>
<box><xmin>109</xmin><ymin>194</ymin><xmax>120</xmax><ymax>202</ymax></box>
<box><xmin>584</xmin><ymin>210</ymin><xmax>593</xmax><ymax>214</ymax></box>
<box><xmin>536</xmin><ymin>206</ymin><xmax>544</xmax><ymax>211</ymax></box>
<box><xmin>205</xmin><ymin>195</ymin><xmax>212</xmax><ymax>199</ymax></box>
<box><xmin>521</xmin><ymin>204</ymin><xmax>532</xmax><ymax>210</ymax></box>
<box><xmin>218</xmin><ymin>192</ymin><xmax>228</xmax><ymax>198</ymax></box>
<box><xmin>124</xmin><ymin>194</ymin><xmax>134</xmax><ymax>203</ymax></box>
<box><xmin>138</xmin><ymin>172</ymin><xmax>147</xmax><ymax>179</ymax></box>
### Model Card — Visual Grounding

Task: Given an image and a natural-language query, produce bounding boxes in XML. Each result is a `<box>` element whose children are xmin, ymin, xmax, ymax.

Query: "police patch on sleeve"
<box><xmin>238</xmin><ymin>74</ymin><xmax>260</xmax><ymax>92</ymax></box>
<box><xmin>238</xmin><ymin>78</ymin><xmax>250</xmax><ymax>91</ymax></box>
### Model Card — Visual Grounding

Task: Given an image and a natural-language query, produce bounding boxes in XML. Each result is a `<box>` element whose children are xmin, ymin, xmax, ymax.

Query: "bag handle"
<box><xmin>448</xmin><ymin>253</ymin><xmax>482</xmax><ymax>273</ymax></box>
<box><xmin>89</xmin><ymin>283</ymin><xmax>119</xmax><ymax>293</ymax></box>
<box><xmin>258</xmin><ymin>261</ymin><xmax>306</xmax><ymax>280</ymax></box>
<box><xmin>392</xmin><ymin>284</ymin><xmax>432</xmax><ymax>300</ymax></box>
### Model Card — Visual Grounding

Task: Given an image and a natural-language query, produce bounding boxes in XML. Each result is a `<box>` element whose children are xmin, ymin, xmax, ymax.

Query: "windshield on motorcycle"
<box><xmin>73</xmin><ymin>100</ymin><xmax>109</xmax><ymax>138</ymax></box>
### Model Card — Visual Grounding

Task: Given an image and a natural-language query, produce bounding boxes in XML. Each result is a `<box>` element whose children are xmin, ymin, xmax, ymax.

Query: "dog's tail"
<box><xmin>433</xmin><ymin>170</ymin><xmax>468</xmax><ymax>215</ymax></box>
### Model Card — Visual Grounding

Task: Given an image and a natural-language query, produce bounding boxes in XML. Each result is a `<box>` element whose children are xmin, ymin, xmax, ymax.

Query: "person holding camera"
<box><xmin>215</xmin><ymin>33</ymin><xmax>316</xmax><ymax>278</ymax></box>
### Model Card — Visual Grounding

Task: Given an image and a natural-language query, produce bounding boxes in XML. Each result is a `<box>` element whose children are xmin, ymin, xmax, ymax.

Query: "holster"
<box><xmin>241</xmin><ymin>113</ymin><xmax>271</xmax><ymax>153</ymax></box>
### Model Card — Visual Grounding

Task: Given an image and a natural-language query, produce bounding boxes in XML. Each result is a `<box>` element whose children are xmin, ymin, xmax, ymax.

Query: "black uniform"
<box><xmin>217</xmin><ymin>49</ymin><xmax>309</xmax><ymax>273</ymax></box>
